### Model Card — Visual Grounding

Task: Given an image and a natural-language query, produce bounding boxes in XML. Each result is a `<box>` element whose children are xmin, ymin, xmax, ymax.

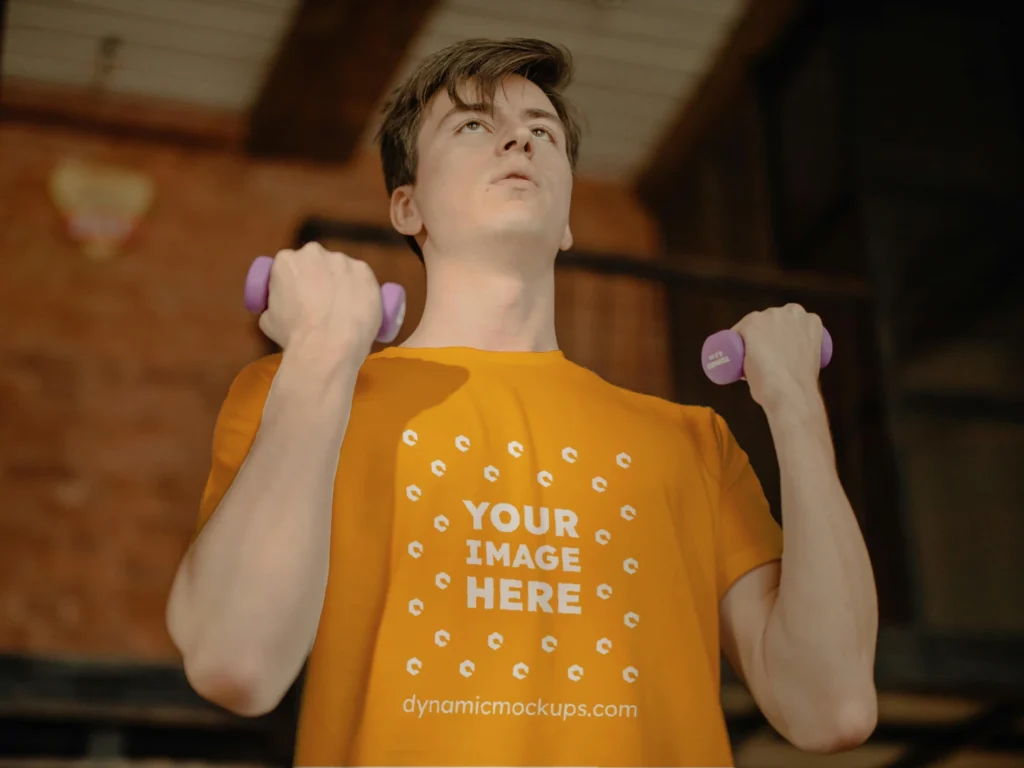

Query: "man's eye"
<box><xmin>460</xmin><ymin>120</ymin><xmax>485</xmax><ymax>132</ymax></box>
<box><xmin>532</xmin><ymin>127</ymin><xmax>556</xmax><ymax>142</ymax></box>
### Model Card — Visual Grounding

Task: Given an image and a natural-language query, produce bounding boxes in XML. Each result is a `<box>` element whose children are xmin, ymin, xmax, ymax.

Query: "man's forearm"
<box><xmin>167</xmin><ymin>338</ymin><xmax>361</xmax><ymax>716</ymax></box>
<box><xmin>762</xmin><ymin>388</ymin><xmax>878</xmax><ymax>747</ymax></box>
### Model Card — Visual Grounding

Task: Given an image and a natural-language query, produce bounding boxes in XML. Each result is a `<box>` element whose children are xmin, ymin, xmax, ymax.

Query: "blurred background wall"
<box><xmin>0</xmin><ymin>0</ymin><xmax>1021</xmax><ymax>765</ymax></box>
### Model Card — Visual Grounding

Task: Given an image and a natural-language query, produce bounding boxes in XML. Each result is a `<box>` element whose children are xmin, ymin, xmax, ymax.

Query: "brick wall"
<box><xmin>0</xmin><ymin>122</ymin><xmax>666</xmax><ymax>660</ymax></box>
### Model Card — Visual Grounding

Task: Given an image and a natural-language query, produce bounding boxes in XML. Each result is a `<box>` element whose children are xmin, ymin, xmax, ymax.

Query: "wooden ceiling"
<box><xmin>2</xmin><ymin>0</ymin><xmax>298</xmax><ymax>110</ymax></box>
<box><xmin>1</xmin><ymin>0</ymin><xmax>752</xmax><ymax>181</ymax></box>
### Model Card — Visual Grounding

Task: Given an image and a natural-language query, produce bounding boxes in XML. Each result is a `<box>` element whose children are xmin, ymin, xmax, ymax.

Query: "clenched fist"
<box><xmin>732</xmin><ymin>303</ymin><xmax>824</xmax><ymax>412</ymax></box>
<box><xmin>258</xmin><ymin>242</ymin><xmax>383</xmax><ymax>360</ymax></box>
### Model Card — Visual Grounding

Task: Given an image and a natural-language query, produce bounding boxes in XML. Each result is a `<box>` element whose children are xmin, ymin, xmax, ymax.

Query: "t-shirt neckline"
<box><xmin>372</xmin><ymin>345</ymin><xmax>566</xmax><ymax>367</ymax></box>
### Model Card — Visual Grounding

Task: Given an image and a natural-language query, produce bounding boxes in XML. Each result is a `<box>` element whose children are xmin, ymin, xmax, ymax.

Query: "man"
<box><xmin>167</xmin><ymin>38</ymin><xmax>878</xmax><ymax>766</ymax></box>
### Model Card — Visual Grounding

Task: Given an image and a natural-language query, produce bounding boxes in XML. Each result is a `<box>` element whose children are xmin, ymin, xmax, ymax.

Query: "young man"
<box><xmin>167</xmin><ymin>39</ymin><xmax>878</xmax><ymax>766</ymax></box>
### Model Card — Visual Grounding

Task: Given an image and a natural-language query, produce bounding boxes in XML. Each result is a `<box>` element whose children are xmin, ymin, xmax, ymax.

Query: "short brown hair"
<box><xmin>376</xmin><ymin>38</ymin><xmax>582</xmax><ymax>259</ymax></box>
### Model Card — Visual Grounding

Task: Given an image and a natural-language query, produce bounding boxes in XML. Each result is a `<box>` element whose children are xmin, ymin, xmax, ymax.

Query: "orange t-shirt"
<box><xmin>197</xmin><ymin>346</ymin><xmax>782</xmax><ymax>767</ymax></box>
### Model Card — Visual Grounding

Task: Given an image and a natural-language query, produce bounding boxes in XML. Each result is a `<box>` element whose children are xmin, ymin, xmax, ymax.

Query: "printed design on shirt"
<box><xmin>398</xmin><ymin>430</ymin><xmax>641</xmax><ymax>687</ymax></box>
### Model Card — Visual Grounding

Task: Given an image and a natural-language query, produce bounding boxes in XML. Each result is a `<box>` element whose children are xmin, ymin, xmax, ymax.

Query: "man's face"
<box><xmin>391</xmin><ymin>75</ymin><xmax>574</xmax><ymax>266</ymax></box>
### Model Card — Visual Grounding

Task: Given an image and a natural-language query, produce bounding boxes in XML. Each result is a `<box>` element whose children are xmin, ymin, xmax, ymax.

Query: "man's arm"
<box><xmin>167</xmin><ymin>243</ymin><xmax>382</xmax><ymax>717</ymax></box>
<box><xmin>166</xmin><ymin>340</ymin><xmax>362</xmax><ymax>717</ymax></box>
<box><xmin>719</xmin><ymin>306</ymin><xmax>878</xmax><ymax>753</ymax></box>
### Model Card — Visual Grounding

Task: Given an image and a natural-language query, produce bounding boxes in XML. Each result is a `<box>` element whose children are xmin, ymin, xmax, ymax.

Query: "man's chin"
<box><xmin>482</xmin><ymin>207</ymin><xmax>559</xmax><ymax>238</ymax></box>
<box><xmin>484</xmin><ymin>223</ymin><xmax>559</xmax><ymax>253</ymax></box>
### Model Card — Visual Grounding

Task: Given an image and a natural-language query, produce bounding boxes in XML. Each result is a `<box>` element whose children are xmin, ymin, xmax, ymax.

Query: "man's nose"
<box><xmin>500</xmin><ymin>125</ymin><xmax>534</xmax><ymax>157</ymax></box>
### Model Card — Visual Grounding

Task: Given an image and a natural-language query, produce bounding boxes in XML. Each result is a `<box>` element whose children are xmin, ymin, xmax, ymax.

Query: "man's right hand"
<box><xmin>257</xmin><ymin>241</ymin><xmax>383</xmax><ymax>358</ymax></box>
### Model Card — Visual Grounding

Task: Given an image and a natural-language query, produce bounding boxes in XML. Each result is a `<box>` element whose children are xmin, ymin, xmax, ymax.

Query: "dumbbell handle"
<box><xmin>243</xmin><ymin>255</ymin><xmax>407</xmax><ymax>344</ymax></box>
<box><xmin>701</xmin><ymin>327</ymin><xmax>833</xmax><ymax>385</ymax></box>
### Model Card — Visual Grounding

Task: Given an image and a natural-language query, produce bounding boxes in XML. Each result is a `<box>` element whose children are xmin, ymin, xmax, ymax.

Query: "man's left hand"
<box><xmin>733</xmin><ymin>303</ymin><xmax>824</xmax><ymax>412</ymax></box>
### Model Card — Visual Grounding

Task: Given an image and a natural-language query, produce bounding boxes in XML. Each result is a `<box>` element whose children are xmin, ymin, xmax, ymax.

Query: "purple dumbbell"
<box><xmin>701</xmin><ymin>327</ymin><xmax>833</xmax><ymax>385</ymax></box>
<box><xmin>243</xmin><ymin>255</ymin><xmax>407</xmax><ymax>344</ymax></box>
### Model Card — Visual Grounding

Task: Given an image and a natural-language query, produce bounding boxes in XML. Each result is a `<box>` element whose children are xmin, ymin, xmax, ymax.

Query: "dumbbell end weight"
<box><xmin>243</xmin><ymin>255</ymin><xmax>407</xmax><ymax>344</ymax></box>
<box><xmin>701</xmin><ymin>327</ymin><xmax>833</xmax><ymax>385</ymax></box>
<box><xmin>377</xmin><ymin>282</ymin><xmax>407</xmax><ymax>344</ymax></box>
<box><xmin>243</xmin><ymin>255</ymin><xmax>274</xmax><ymax>315</ymax></box>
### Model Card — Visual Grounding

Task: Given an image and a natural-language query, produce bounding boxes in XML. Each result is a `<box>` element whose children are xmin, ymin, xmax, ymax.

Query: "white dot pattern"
<box><xmin>399</xmin><ymin>428</ymin><xmax>641</xmax><ymax>684</ymax></box>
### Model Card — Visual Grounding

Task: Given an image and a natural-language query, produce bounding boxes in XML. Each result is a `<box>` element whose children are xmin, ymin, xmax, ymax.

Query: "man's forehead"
<box><xmin>425</xmin><ymin>75</ymin><xmax>555</xmax><ymax>121</ymax></box>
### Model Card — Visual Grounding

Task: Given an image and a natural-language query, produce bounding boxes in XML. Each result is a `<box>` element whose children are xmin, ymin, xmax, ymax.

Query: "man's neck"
<box><xmin>400</xmin><ymin>258</ymin><xmax>558</xmax><ymax>352</ymax></box>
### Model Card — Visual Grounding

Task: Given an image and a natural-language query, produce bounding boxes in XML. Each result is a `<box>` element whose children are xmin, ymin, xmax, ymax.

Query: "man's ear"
<box><xmin>560</xmin><ymin>223</ymin><xmax>574</xmax><ymax>251</ymax></box>
<box><xmin>390</xmin><ymin>185</ymin><xmax>423</xmax><ymax>237</ymax></box>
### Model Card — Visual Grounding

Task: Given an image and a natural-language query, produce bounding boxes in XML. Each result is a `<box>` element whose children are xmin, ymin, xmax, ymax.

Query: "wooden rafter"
<box><xmin>635</xmin><ymin>0</ymin><xmax>804</xmax><ymax>206</ymax></box>
<box><xmin>0</xmin><ymin>77</ymin><xmax>244</xmax><ymax>150</ymax></box>
<box><xmin>245</xmin><ymin>0</ymin><xmax>442</xmax><ymax>164</ymax></box>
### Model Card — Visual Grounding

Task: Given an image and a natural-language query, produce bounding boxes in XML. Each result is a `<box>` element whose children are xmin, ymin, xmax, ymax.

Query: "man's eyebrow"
<box><xmin>438</xmin><ymin>103</ymin><xmax>564</xmax><ymax>130</ymax></box>
<box><xmin>522</xmin><ymin>107</ymin><xmax>561</xmax><ymax>124</ymax></box>
<box><xmin>439</xmin><ymin>102</ymin><xmax>492</xmax><ymax>125</ymax></box>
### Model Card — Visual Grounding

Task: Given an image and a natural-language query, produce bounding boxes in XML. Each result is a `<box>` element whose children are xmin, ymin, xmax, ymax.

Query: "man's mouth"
<box><xmin>496</xmin><ymin>172</ymin><xmax>536</xmax><ymax>185</ymax></box>
<box><xmin>492</xmin><ymin>164</ymin><xmax>537</xmax><ymax>185</ymax></box>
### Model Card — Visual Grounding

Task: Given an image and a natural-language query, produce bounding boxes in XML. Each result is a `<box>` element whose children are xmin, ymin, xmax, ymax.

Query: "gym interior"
<box><xmin>1</xmin><ymin>0</ymin><xmax>1021</xmax><ymax>766</ymax></box>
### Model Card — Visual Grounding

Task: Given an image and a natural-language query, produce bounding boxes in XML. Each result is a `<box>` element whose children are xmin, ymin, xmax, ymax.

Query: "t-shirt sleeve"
<box><xmin>194</xmin><ymin>356</ymin><xmax>279</xmax><ymax>539</ymax></box>
<box><xmin>712</xmin><ymin>411</ymin><xmax>783</xmax><ymax>601</ymax></box>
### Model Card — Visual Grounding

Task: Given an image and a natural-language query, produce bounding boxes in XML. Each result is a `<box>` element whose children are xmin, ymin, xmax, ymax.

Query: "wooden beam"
<box><xmin>299</xmin><ymin>216</ymin><xmax>869</xmax><ymax>299</ymax></box>
<box><xmin>635</xmin><ymin>0</ymin><xmax>805</xmax><ymax>205</ymax></box>
<box><xmin>0</xmin><ymin>77</ymin><xmax>244</xmax><ymax>151</ymax></box>
<box><xmin>0</xmin><ymin>0</ymin><xmax>8</xmax><ymax>78</ymax></box>
<box><xmin>245</xmin><ymin>0</ymin><xmax>442</xmax><ymax>164</ymax></box>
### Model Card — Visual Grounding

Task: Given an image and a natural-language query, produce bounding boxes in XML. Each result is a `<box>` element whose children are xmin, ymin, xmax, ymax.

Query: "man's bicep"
<box><xmin>196</xmin><ymin>434</ymin><xmax>250</xmax><ymax>537</ymax></box>
<box><xmin>720</xmin><ymin>560</ymin><xmax>784</xmax><ymax>728</ymax></box>
<box><xmin>720</xmin><ymin>559</ymin><xmax>779</xmax><ymax>675</ymax></box>
<box><xmin>194</xmin><ymin>358</ymin><xmax>277</xmax><ymax>538</ymax></box>
<box><xmin>710</xmin><ymin>410</ymin><xmax>788</xmax><ymax>725</ymax></box>
<box><xmin>712</xmin><ymin>412</ymin><xmax>783</xmax><ymax>600</ymax></box>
